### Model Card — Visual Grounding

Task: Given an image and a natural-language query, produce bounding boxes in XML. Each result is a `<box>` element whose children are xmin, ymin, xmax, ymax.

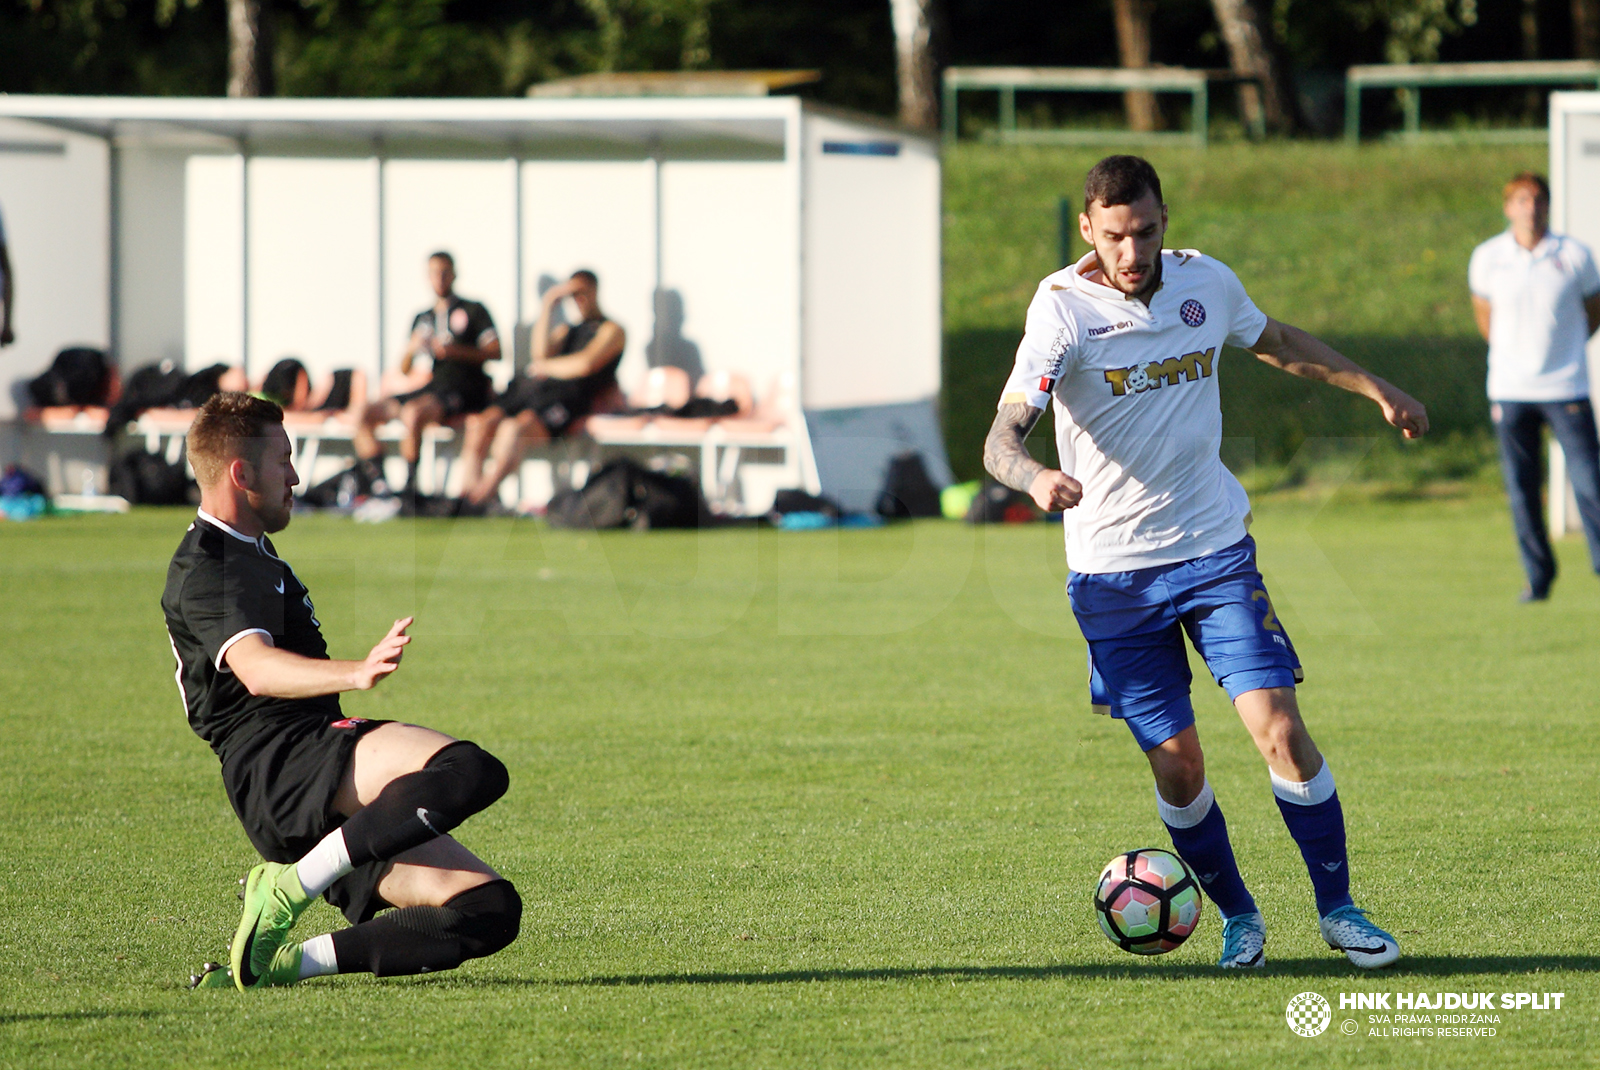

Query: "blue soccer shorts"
<box><xmin>1067</xmin><ymin>535</ymin><xmax>1303</xmax><ymax>752</ymax></box>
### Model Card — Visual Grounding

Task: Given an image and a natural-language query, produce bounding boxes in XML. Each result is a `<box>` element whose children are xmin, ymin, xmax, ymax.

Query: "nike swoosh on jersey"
<box><xmin>417</xmin><ymin>807</ymin><xmax>440</xmax><ymax>834</ymax></box>
<box><xmin>274</xmin><ymin>580</ymin><xmax>285</xmax><ymax>593</ymax></box>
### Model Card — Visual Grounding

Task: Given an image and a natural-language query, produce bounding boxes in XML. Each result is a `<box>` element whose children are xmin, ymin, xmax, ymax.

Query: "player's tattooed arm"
<box><xmin>984</xmin><ymin>403</ymin><xmax>1047</xmax><ymax>492</ymax></box>
<box><xmin>984</xmin><ymin>404</ymin><xmax>1084</xmax><ymax>510</ymax></box>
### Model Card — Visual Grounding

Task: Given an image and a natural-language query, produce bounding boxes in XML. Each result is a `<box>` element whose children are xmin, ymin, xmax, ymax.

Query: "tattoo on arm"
<box><xmin>983</xmin><ymin>402</ymin><xmax>1047</xmax><ymax>493</ymax></box>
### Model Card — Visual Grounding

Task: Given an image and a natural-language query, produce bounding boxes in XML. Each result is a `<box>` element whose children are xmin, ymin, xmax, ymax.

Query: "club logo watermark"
<box><xmin>1286</xmin><ymin>991</ymin><xmax>1332</xmax><ymax>1037</ymax></box>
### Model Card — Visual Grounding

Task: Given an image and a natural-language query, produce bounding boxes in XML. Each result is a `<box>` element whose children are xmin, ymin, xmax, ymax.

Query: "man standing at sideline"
<box><xmin>163</xmin><ymin>393</ymin><xmax>520</xmax><ymax>989</ymax></box>
<box><xmin>1469</xmin><ymin>172</ymin><xmax>1600</xmax><ymax>601</ymax></box>
<box><xmin>985</xmin><ymin>155</ymin><xmax>1428</xmax><ymax>969</ymax></box>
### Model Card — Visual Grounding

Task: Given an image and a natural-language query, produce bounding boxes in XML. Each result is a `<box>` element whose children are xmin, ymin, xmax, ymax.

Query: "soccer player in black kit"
<box><xmin>162</xmin><ymin>393</ymin><xmax>520</xmax><ymax>989</ymax></box>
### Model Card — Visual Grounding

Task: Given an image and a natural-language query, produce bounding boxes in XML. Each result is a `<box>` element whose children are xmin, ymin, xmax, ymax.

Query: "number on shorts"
<box><xmin>1251</xmin><ymin>589</ymin><xmax>1282</xmax><ymax>633</ymax></box>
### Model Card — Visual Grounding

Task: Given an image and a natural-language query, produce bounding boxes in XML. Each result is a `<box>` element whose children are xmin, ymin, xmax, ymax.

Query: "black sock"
<box><xmin>337</xmin><ymin>741</ymin><xmax>509</xmax><ymax>868</ymax></box>
<box><xmin>402</xmin><ymin>460</ymin><xmax>418</xmax><ymax>495</ymax></box>
<box><xmin>330</xmin><ymin>879</ymin><xmax>521</xmax><ymax>976</ymax></box>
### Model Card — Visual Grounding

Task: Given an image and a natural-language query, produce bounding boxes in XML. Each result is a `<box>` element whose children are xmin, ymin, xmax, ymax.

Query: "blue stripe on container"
<box><xmin>821</xmin><ymin>141</ymin><xmax>901</xmax><ymax>156</ymax></box>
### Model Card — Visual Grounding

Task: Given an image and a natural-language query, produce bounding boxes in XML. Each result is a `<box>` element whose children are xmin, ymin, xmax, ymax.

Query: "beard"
<box><xmin>249</xmin><ymin>489</ymin><xmax>293</xmax><ymax>534</ymax></box>
<box><xmin>1095</xmin><ymin>251</ymin><xmax>1162</xmax><ymax>299</ymax></box>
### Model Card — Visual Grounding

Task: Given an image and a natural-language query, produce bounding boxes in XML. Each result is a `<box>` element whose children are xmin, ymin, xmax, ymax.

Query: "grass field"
<box><xmin>3</xmin><ymin>497</ymin><xmax>1598</xmax><ymax>1068</ymax></box>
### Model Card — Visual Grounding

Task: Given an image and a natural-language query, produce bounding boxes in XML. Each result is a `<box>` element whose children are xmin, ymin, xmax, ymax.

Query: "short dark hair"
<box><xmin>261</xmin><ymin>358</ymin><xmax>306</xmax><ymax>407</ymax></box>
<box><xmin>570</xmin><ymin>269</ymin><xmax>598</xmax><ymax>288</ymax></box>
<box><xmin>1503</xmin><ymin>171</ymin><xmax>1550</xmax><ymax>203</ymax></box>
<box><xmin>1084</xmin><ymin>155</ymin><xmax>1164</xmax><ymax>214</ymax></box>
<box><xmin>187</xmin><ymin>391</ymin><xmax>283</xmax><ymax>488</ymax></box>
<box><xmin>429</xmin><ymin>250</ymin><xmax>455</xmax><ymax>267</ymax></box>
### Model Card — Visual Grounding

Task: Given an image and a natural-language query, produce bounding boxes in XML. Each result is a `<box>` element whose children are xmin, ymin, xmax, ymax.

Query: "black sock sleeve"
<box><xmin>337</xmin><ymin>741</ymin><xmax>510</xmax><ymax>868</ymax></box>
<box><xmin>330</xmin><ymin>879</ymin><xmax>522</xmax><ymax>977</ymax></box>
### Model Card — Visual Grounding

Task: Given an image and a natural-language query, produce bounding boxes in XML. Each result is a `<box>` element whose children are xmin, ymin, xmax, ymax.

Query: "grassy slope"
<box><xmin>2</xmin><ymin>505</ymin><xmax>1597</xmax><ymax>1067</ymax></box>
<box><xmin>941</xmin><ymin>142</ymin><xmax>1548</xmax><ymax>482</ymax></box>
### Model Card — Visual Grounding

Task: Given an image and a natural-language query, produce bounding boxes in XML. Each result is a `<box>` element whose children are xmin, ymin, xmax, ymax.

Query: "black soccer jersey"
<box><xmin>161</xmin><ymin>511</ymin><xmax>339</xmax><ymax>752</ymax></box>
<box><xmin>411</xmin><ymin>296</ymin><xmax>498</xmax><ymax>396</ymax></box>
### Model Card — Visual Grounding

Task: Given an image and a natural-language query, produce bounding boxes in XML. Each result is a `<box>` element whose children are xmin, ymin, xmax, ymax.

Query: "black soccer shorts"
<box><xmin>218</xmin><ymin>712</ymin><xmax>394</xmax><ymax>924</ymax></box>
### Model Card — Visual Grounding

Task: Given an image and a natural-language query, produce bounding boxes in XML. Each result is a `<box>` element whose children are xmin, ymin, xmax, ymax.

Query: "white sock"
<box><xmin>1154</xmin><ymin>779</ymin><xmax>1215</xmax><ymax>829</ymax></box>
<box><xmin>1270</xmin><ymin>760</ymin><xmax>1335</xmax><ymax>805</ymax></box>
<box><xmin>295</xmin><ymin>828</ymin><xmax>353</xmax><ymax>898</ymax></box>
<box><xmin>298</xmin><ymin>933</ymin><xmax>339</xmax><ymax>979</ymax></box>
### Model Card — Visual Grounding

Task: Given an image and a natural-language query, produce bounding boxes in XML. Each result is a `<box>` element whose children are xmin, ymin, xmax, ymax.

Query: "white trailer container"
<box><xmin>0</xmin><ymin>95</ymin><xmax>947</xmax><ymax>511</ymax></box>
<box><xmin>1545</xmin><ymin>93</ymin><xmax>1600</xmax><ymax>535</ymax></box>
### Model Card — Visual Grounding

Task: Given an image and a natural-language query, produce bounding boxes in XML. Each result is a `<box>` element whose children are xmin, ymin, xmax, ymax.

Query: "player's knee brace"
<box><xmin>337</xmin><ymin>879</ymin><xmax>522</xmax><ymax>977</ymax></box>
<box><xmin>444</xmin><ymin>878</ymin><xmax>522</xmax><ymax>960</ymax></box>
<box><xmin>339</xmin><ymin>741</ymin><xmax>510</xmax><ymax>867</ymax></box>
<box><xmin>422</xmin><ymin>740</ymin><xmax>511</xmax><ymax>824</ymax></box>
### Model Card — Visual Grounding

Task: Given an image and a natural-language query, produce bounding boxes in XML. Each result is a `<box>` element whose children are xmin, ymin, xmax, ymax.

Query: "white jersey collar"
<box><xmin>196</xmin><ymin>508</ymin><xmax>263</xmax><ymax>547</ymax></box>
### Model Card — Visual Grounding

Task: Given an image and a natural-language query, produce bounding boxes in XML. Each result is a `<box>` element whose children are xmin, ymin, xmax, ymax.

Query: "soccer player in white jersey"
<box><xmin>985</xmin><ymin>156</ymin><xmax>1428</xmax><ymax>969</ymax></box>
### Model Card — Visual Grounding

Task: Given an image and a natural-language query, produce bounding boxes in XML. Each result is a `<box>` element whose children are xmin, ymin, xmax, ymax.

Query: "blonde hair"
<box><xmin>186</xmin><ymin>392</ymin><xmax>284</xmax><ymax>488</ymax></box>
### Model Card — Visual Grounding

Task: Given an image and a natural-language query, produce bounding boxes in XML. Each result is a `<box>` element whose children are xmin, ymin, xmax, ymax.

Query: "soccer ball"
<box><xmin>1094</xmin><ymin>848</ymin><xmax>1204</xmax><ymax>955</ymax></box>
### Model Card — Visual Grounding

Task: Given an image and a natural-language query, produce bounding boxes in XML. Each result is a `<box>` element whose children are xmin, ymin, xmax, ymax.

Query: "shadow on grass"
<box><xmin>437</xmin><ymin>955</ymin><xmax>1600</xmax><ymax>989</ymax></box>
<box><xmin>0</xmin><ymin>1010</ymin><xmax>163</xmax><ymax>1025</ymax></box>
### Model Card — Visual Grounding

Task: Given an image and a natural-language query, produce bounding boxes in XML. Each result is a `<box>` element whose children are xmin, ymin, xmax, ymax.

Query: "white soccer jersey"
<box><xmin>999</xmin><ymin>249</ymin><xmax>1269</xmax><ymax>574</ymax></box>
<box><xmin>1468</xmin><ymin>229</ymin><xmax>1600</xmax><ymax>402</ymax></box>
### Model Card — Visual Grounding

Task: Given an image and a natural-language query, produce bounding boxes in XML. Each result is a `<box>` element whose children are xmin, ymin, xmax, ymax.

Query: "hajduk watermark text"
<box><xmin>1342</xmin><ymin>992</ymin><xmax>1564</xmax><ymax>1039</ymax></box>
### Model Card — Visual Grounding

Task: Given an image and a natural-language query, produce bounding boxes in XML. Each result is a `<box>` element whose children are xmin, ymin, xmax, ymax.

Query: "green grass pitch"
<box><xmin>1</xmin><ymin>497</ymin><xmax>1597</xmax><ymax>1067</ymax></box>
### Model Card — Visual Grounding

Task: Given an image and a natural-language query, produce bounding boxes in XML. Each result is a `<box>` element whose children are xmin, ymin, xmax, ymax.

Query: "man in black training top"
<box><xmin>162</xmin><ymin>392</ymin><xmax>520</xmax><ymax>989</ymax></box>
<box><xmin>354</xmin><ymin>251</ymin><xmax>500</xmax><ymax>496</ymax></box>
<box><xmin>457</xmin><ymin>269</ymin><xmax>625</xmax><ymax>507</ymax></box>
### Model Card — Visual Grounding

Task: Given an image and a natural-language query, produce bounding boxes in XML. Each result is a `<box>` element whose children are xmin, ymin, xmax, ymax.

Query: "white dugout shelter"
<box><xmin>1548</xmin><ymin>93</ymin><xmax>1600</xmax><ymax>534</ymax></box>
<box><xmin>0</xmin><ymin>95</ymin><xmax>948</xmax><ymax>512</ymax></box>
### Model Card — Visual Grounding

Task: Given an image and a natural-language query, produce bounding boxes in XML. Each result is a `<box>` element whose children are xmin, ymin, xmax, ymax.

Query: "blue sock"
<box><xmin>1272</xmin><ymin>762</ymin><xmax>1353</xmax><ymax>917</ymax></box>
<box><xmin>1157</xmin><ymin>780</ymin><xmax>1257</xmax><ymax>920</ymax></box>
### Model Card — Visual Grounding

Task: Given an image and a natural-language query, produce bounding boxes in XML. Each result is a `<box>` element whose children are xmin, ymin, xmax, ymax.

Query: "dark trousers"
<box><xmin>1492</xmin><ymin>398</ymin><xmax>1600</xmax><ymax>594</ymax></box>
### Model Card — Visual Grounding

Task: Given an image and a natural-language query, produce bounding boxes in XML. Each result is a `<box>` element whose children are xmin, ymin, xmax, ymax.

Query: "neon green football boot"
<box><xmin>231</xmin><ymin>862</ymin><xmax>313</xmax><ymax>991</ymax></box>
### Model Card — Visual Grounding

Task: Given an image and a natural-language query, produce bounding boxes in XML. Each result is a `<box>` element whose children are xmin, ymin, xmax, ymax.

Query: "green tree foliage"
<box><xmin>1346</xmin><ymin>0</ymin><xmax>1479</xmax><ymax>63</ymax></box>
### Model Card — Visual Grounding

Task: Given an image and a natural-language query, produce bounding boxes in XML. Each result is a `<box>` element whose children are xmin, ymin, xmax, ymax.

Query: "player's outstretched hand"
<box><xmin>354</xmin><ymin>617</ymin><xmax>413</xmax><ymax>690</ymax></box>
<box><xmin>1029</xmin><ymin>469</ymin><xmax>1083</xmax><ymax>512</ymax></box>
<box><xmin>1377</xmin><ymin>384</ymin><xmax>1429</xmax><ymax>439</ymax></box>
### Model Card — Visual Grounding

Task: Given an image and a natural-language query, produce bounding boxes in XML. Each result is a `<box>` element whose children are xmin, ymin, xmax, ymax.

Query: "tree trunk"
<box><xmin>1112</xmin><ymin>0</ymin><xmax>1161</xmax><ymax>132</ymax></box>
<box><xmin>890</xmin><ymin>0</ymin><xmax>938</xmax><ymax>132</ymax></box>
<box><xmin>227</xmin><ymin>0</ymin><xmax>274</xmax><ymax>98</ymax></box>
<box><xmin>1208</xmin><ymin>0</ymin><xmax>1299</xmax><ymax>136</ymax></box>
<box><xmin>1577</xmin><ymin>0</ymin><xmax>1600</xmax><ymax>58</ymax></box>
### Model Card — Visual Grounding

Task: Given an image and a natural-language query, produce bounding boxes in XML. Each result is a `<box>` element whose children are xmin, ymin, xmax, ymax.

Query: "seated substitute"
<box><xmin>985</xmin><ymin>155</ymin><xmax>1429</xmax><ymax>970</ymax></box>
<box><xmin>353</xmin><ymin>251</ymin><xmax>499</xmax><ymax>495</ymax></box>
<box><xmin>459</xmin><ymin>270</ymin><xmax>624</xmax><ymax>507</ymax></box>
<box><xmin>162</xmin><ymin>393</ymin><xmax>520</xmax><ymax>989</ymax></box>
<box><xmin>258</xmin><ymin>357</ymin><xmax>367</xmax><ymax>422</ymax></box>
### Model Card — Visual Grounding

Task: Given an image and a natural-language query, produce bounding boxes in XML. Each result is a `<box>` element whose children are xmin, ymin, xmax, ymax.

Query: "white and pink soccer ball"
<box><xmin>1094</xmin><ymin>848</ymin><xmax>1204</xmax><ymax>955</ymax></box>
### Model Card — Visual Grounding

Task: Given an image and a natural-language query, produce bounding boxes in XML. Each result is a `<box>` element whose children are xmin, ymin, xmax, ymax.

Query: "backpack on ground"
<box><xmin>875</xmin><ymin>450</ymin><xmax>942</xmax><ymax>519</ymax></box>
<box><xmin>546</xmin><ymin>459</ymin><xmax>704</xmax><ymax>530</ymax></box>
<box><xmin>27</xmin><ymin>347</ymin><xmax>111</xmax><ymax>407</ymax></box>
<box><xmin>109</xmin><ymin>449</ymin><xmax>194</xmax><ymax>505</ymax></box>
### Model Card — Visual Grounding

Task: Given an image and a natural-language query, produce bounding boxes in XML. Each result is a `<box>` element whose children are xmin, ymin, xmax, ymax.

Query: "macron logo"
<box><xmin>1087</xmin><ymin>320</ymin><xmax>1134</xmax><ymax>338</ymax></box>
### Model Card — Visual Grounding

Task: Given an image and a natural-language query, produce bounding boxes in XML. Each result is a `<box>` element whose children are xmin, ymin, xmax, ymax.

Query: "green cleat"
<box><xmin>231</xmin><ymin>862</ymin><xmax>313</xmax><ymax>991</ymax></box>
<box><xmin>187</xmin><ymin>962</ymin><xmax>234</xmax><ymax>991</ymax></box>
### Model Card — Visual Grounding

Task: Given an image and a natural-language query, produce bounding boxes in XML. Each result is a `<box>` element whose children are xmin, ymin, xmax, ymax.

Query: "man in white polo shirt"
<box><xmin>1469</xmin><ymin>171</ymin><xmax>1600</xmax><ymax>601</ymax></box>
<box><xmin>985</xmin><ymin>155</ymin><xmax>1428</xmax><ymax>971</ymax></box>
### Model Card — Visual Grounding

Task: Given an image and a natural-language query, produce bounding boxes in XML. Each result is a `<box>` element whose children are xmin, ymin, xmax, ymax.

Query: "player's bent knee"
<box><xmin>424</xmin><ymin>740</ymin><xmax>511</xmax><ymax>817</ymax></box>
<box><xmin>445</xmin><ymin>878</ymin><xmax>522</xmax><ymax>959</ymax></box>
